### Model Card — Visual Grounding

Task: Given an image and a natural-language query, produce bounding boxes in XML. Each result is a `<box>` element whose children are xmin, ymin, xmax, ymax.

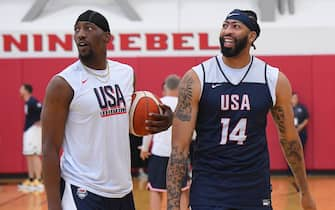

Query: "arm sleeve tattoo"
<box><xmin>167</xmin><ymin>145</ymin><xmax>188</xmax><ymax>210</ymax></box>
<box><xmin>271</xmin><ymin>106</ymin><xmax>308</xmax><ymax>192</ymax></box>
<box><xmin>175</xmin><ymin>74</ymin><xmax>193</xmax><ymax>122</ymax></box>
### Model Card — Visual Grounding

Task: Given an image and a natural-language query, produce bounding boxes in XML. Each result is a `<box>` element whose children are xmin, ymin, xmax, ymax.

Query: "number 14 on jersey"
<box><xmin>220</xmin><ymin>118</ymin><xmax>247</xmax><ymax>145</ymax></box>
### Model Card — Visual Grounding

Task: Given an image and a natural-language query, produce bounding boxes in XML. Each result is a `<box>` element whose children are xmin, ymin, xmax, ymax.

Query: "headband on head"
<box><xmin>225</xmin><ymin>9</ymin><xmax>260</xmax><ymax>38</ymax></box>
<box><xmin>75</xmin><ymin>10</ymin><xmax>110</xmax><ymax>32</ymax></box>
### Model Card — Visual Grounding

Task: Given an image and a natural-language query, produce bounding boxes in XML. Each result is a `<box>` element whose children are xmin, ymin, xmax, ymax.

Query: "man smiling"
<box><xmin>167</xmin><ymin>9</ymin><xmax>317</xmax><ymax>210</ymax></box>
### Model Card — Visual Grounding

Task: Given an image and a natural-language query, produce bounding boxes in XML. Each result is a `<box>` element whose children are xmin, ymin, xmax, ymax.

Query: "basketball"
<box><xmin>129</xmin><ymin>91</ymin><xmax>162</xmax><ymax>136</ymax></box>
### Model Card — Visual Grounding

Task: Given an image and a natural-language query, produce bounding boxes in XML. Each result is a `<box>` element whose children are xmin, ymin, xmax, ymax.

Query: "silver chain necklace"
<box><xmin>82</xmin><ymin>61</ymin><xmax>110</xmax><ymax>83</ymax></box>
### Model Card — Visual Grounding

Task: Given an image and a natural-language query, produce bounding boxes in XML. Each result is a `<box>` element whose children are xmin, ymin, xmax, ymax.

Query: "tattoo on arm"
<box><xmin>175</xmin><ymin>75</ymin><xmax>193</xmax><ymax>121</ymax></box>
<box><xmin>280</xmin><ymin>139</ymin><xmax>303</xmax><ymax>170</ymax></box>
<box><xmin>272</xmin><ymin>106</ymin><xmax>304</xmax><ymax>164</ymax></box>
<box><xmin>271</xmin><ymin>106</ymin><xmax>286</xmax><ymax>138</ymax></box>
<box><xmin>272</xmin><ymin>105</ymin><xmax>307</xmax><ymax>191</ymax></box>
<box><xmin>167</xmin><ymin>145</ymin><xmax>188</xmax><ymax>210</ymax></box>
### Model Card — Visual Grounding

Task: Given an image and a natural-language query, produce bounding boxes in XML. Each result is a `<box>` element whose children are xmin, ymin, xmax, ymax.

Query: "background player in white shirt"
<box><xmin>140</xmin><ymin>75</ymin><xmax>189</xmax><ymax>210</ymax></box>
<box><xmin>42</xmin><ymin>10</ymin><xmax>172</xmax><ymax>210</ymax></box>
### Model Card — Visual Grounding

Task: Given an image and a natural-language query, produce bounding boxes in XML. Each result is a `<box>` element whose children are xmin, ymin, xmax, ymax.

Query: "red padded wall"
<box><xmin>311</xmin><ymin>56</ymin><xmax>335</xmax><ymax>169</ymax></box>
<box><xmin>0</xmin><ymin>59</ymin><xmax>25</xmax><ymax>173</ymax></box>
<box><xmin>0</xmin><ymin>55</ymin><xmax>334</xmax><ymax>173</ymax></box>
<box><xmin>261</xmin><ymin>56</ymin><xmax>314</xmax><ymax>169</ymax></box>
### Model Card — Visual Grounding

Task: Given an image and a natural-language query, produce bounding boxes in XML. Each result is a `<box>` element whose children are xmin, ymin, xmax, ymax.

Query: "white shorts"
<box><xmin>23</xmin><ymin>125</ymin><xmax>42</xmax><ymax>155</ymax></box>
<box><xmin>61</xmin><ymin>181</ymin><xmax>77</xmax><ymax>210</ymax></box>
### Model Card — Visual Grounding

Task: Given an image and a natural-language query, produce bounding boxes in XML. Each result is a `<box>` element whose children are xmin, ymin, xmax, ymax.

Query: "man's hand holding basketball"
<box><xmin>145</xmin><ymin>104</ymin><xmax>173</xmax><ymax>134</ymax></box>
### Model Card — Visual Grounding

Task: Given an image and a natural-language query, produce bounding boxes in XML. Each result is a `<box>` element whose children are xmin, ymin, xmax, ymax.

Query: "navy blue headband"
<box><xmin>225</xmin><ymin>9</ymin><xmax>260</xmax><ymax>37</ymax></box>
<box><xmin>76</xmin><ymin>10</ymin><xmax>110</xmax><ymax>32</ymax></box>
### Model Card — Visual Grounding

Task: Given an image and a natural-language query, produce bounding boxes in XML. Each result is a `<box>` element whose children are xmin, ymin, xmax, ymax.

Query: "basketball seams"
<box><xmin>129</xmin><ymin>91</ymin><xmax>162</xmax><ymax>136</ymax></box>
<box><xmin>143</xmin><ymin>91</ymin><xmax>163</xmax><ymax>114</ymax></box>
<box><xmin>129</xmin><ymin>92</ymin><xmax>141</xmax><ymax>135</ymax></box>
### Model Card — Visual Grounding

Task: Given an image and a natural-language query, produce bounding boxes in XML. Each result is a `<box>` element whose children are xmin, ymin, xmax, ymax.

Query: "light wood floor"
<box><xmin>0</xmin><ymin>175</ymin><xmax>333</xmax><ymax>210</ymax></box>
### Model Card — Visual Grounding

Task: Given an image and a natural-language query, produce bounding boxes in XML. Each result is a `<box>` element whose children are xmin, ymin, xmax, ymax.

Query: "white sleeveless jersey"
<box><xmin>151</xmin><ymin>96</ymin><xmax>178</xmax><ymax>157</ymax></box>
<box><xmin>58</xmin><ymin>60</ymin><xmax>134</xmax><ymax>198</ymax></box>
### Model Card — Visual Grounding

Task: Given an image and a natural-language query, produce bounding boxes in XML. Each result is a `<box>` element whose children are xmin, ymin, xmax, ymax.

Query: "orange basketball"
<box><xmin>129</xmin><ymin>91</ymin><xmax>162</xmax><ymax>136</ymax></box>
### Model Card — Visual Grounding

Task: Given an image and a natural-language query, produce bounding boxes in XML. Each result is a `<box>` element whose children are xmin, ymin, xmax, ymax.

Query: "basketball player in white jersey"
<box><xmin>140</xmin><ymin>75</ymin><xmax>189</xmax><ymax>210</ymax></box>
<box><xmin>167</xmin><ymin>9</ymin><xmax>317</xmax><ymax>210</ymax></box>
<box><xmin>42</xmin><ymin>10</ymin><xmax>172</xmax><ymax>210</ymax></box>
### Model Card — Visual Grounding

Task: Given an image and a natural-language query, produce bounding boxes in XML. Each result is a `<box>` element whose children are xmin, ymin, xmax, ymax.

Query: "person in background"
<box><xmin>290</xmin><ymin>91</ymin><xmax>309</xmax><ymax>191</ymax></box>
<box><xmin>140</xmin><ymin>75</ymin><xmax>189</xmax><ymax>210</ymax></box>
<box><xmin>291</xmin><ymin>92</ymin><xmax>309</xmax><ymax>148</ymax></box>
<box><xmin>18</xmin><ymin>83</ymin><xmax>44</xmax><ymax>192</ymax></box>
<box><xmin>130</xmin><ymin>134</ymin><xmax>148</xmax><ymax>179</ymax></box>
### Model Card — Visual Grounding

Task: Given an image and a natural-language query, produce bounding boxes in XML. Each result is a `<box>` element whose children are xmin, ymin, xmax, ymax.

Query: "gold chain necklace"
<box><xmin>82</xmin><ymin>61</ymin><xmax>110</xmax><ymax>83</ymax></box>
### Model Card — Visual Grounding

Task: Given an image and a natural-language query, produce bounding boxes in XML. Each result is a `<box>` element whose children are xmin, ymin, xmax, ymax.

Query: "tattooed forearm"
<box><xmin>280</xmin><ymin>139</ymin><xmax>303</xmax><ymax>170</ymax></box>
<box><xmin>280</xmin><ymin>138</ymin><xmax>308</xmax><ymax>192</ymax></box>
<box><xmin>272</xmin><ymin>105</ymin><xmax>308</xmax><ymax>192</ymax></box>
<box><xmin>272</xmin><ymin>106</ymin><xmax>303</xmax><ymax>164</ymax></box>
<box><xmin>175</xmin><ymin>75</ymin><xmax>193</xmax><ymax>121</ymax></box>
<box><xmin>271</xmin><ymin>106</ymin><xmax>286</xmax><ymax>137</ymax></box>
<box><xmin>167</xmin><ymin>145</ymin><xmax>188</xmax><ymax>210</ymax></box>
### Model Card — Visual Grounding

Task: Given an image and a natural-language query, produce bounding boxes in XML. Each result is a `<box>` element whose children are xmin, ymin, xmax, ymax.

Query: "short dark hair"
<box><xmin>23</xmin><ymin>84</ymin><xmax>33</xmax><ymax>93</ymax></box>
<box><xmin>163</xmin><ymin>75</ymin><xmax>180</xmax><ymax>91</ymax></box>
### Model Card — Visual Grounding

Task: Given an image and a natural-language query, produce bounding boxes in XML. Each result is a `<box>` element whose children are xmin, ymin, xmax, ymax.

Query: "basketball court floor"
<box><xmin>0</xmin><ymin>175</ymin><xmax>333</xmax><ymax>210</ymax></box>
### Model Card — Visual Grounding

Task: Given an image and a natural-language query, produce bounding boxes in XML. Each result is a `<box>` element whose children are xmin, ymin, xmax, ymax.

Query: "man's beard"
<box><xmin>78</xmin><ymin>47</ymin><xmax>95</xmax><ymax>63</ymax></box>
<box><xmin>219</xmin><ymin>35</ymin><xmax>248</xmax><ymax>57</ymax></box>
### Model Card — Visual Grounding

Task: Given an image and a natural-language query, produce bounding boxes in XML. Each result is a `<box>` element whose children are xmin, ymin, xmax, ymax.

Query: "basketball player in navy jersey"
<box><xmin>18</xmin><ymin>84</ymin><xmax>44</xmax><ymax>192</ymax></box>
<box><xmin>42</xmin><ymin>10</ymin><xmax>172</xmax><ymax>210</ymax></box>
<box><xmin>167</xmin><ymin>9</ymin><xmax>317</xmax><ymax>210</ymax></box>
<box><xmin>289</xmin><ymin>92</ymin><xmax>309</xmax><ymax>191</ymax></box>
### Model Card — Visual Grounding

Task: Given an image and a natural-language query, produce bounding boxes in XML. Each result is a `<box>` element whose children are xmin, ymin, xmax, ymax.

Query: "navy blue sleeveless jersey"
<box><xmin>24</xmin><ymin>96</ymin><xmax>42</xmax><ymax>131</ymax></box>
<box><xmin>190</xmin><ymin>55</ymin><xmax>278</xmax><ymax>209</ymax></box>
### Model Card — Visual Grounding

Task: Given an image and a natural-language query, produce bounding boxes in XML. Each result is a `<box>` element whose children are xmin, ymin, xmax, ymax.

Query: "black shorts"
<box><xmin>147</xmin><ymin>154</ymin><xmax>189</xmax><ymax>192</ymax></box>
<box><xmin>60</xmin><ymin>179</ymin><xmax>135</xmax><ymax>210</ymax></box>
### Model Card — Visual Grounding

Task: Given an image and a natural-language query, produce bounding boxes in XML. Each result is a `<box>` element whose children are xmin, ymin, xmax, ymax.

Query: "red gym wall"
<box><xmin>0</xmin><ymin>55</ymin><xmax>334</xmax><ymax>173</ymax></box>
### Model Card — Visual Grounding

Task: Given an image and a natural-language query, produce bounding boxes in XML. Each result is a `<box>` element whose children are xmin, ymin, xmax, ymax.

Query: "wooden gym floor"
<box><xmin>0</xmin><ymin>175</ymin><xmax>333</xmax><ymax>210</ymax></box>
